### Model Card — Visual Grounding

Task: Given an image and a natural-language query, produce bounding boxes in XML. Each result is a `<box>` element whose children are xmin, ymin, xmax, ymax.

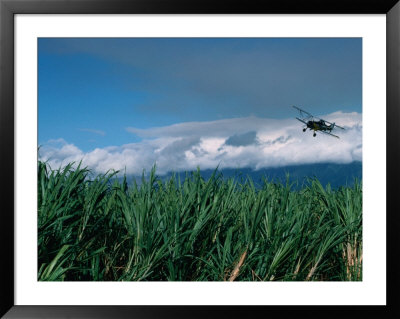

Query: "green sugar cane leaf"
<box><xmin>40</xmin><ymin>244</ymin><xmax>70</xmax><ymax>280</ymax></box>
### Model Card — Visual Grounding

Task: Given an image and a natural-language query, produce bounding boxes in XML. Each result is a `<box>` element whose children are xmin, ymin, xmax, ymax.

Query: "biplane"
<box><xmin>292</xmin><ymin>106</ymin><xmax>345</xmax><ymax>138</ymax></box>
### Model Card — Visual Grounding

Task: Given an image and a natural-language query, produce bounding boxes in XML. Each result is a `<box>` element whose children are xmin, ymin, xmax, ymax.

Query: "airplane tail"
<box><xmin>331</xmin><ymin>122</ymin><xmax>345</xmax><ymax>130</ymax></box>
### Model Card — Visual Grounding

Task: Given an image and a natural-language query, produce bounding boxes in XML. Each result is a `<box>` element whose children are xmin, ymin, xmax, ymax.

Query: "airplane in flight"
<box><xmin>293</xmin><ymin>106</ymin><xmax>345</xmax><ymax>138</ymax></box>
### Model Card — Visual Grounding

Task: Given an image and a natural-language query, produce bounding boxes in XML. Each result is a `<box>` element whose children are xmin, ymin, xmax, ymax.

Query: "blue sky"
<box><xmin>38</xmin><ymin>38</ymin><xmax>362</xmax><ymax>175</ymax></box>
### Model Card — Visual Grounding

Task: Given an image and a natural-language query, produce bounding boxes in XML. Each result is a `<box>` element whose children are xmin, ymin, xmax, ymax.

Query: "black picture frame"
<box><xmin>1</xmin><ymin>0</ymin><xmax>399</xmax><ymax>318</ymax></box>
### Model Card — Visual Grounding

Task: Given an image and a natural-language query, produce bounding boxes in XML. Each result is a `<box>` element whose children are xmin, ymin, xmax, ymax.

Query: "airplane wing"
<box><xmin>295</xmin><ymin>117</ymin><xmax>308</xmax><ymax>125</ymax></box>
<box><xmin>292</xmin><ymin>106</ymin><xmax>313</xmax><ymax>119</ymax></box>
<box><xmin>320</xmin><ymin>130</ymin><xmax>340</xmax><ymax>139</ymax></box>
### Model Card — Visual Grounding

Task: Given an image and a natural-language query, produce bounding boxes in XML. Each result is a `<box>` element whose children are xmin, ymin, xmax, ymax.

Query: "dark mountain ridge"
<box><xmin>118</xmin><ymin>161</ymin><xmax>362</xmax><ymax>190</ymax></box>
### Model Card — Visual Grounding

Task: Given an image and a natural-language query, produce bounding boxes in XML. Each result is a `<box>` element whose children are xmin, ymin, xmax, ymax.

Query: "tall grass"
<box><xmin>38</xmin><ymin>160</ymin><xmax>362</xmax><ymax>281</ymax></box>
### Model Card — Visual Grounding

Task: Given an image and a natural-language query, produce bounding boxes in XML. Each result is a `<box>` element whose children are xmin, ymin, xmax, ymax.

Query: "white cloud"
<box><xmin>39</xmin><ymin>112</ymin><xmax>362</xmax><ymax>176</ymax></box>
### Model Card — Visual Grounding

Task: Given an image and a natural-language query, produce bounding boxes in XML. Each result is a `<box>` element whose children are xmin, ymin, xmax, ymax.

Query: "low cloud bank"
<box><xmin>39</xmin><ymin>112</ymin><xmax>362</xmax><ymax>175</ymax></box>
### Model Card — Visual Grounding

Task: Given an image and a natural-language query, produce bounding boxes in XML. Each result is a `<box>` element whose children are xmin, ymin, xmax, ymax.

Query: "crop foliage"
<box><xmin>38</xmin><ymin>160</ymin><xmax>362</xmax><ymax>281</ymax></box>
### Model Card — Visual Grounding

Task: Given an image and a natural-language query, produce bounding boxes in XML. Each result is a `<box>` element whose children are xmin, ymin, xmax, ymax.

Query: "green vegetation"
<box><xmin>38</xmin><ymin>160</ymin><xmax>362</xmax><ymax>281</ymax></box>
